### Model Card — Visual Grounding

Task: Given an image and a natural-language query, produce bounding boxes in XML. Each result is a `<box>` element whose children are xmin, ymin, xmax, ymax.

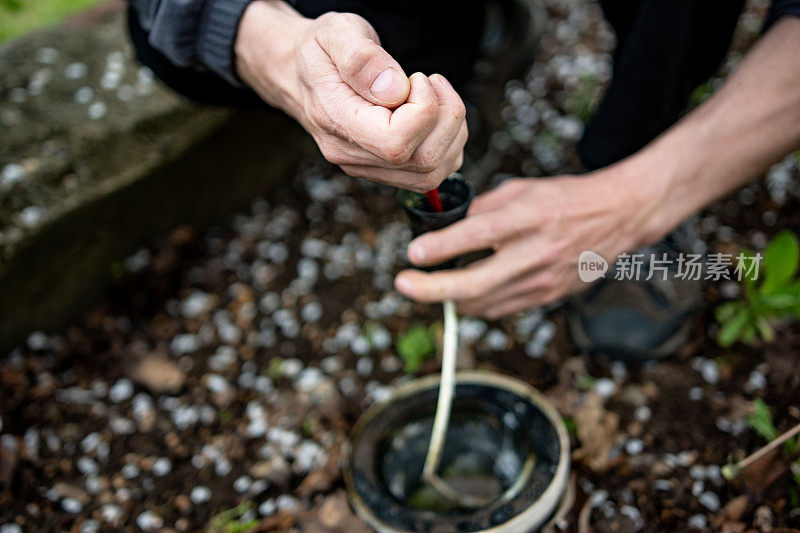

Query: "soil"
<box><xmin>2</xmin><ymin>0</ymin><xmax>800</xmax><ymax>531</ymax></box>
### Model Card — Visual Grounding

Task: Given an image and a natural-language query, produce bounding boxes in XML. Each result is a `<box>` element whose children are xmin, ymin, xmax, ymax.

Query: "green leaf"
<box><xmin>755</xmin><ymin>317</ymin><xmax>775</xmax><ymax>343</ymax></box>
<box><xmin>395</xmin><ymin>324</ymin><xmax>436</xmax><ymax>373</ymax></box>
<box><xmin>762</xmin><ymin>230</ymin><xmax>800</xmax><ymax>294</ymax></box>
<box><xmin>747</xmin><ymin>398</ymin><xmax>778</xmax><ymax>441</ymax></box>
<box><xmin>715</xmin><ymin>301</ymin><xmax>744</xmax><ymax>323</ymax></box>
<box><xmin>0</xmin><ymin>0</ymin><xmax>22</xmax><ymax>12</ymax></box>
<box><xmin>741</xmin><ymin>322</ymin><xmax>758</xmax><ymax>345</ymax></box>
<box><xmin>717</xmin><ymin>308</ymin><xmax>749</xmax><ymax>347</ymax></box>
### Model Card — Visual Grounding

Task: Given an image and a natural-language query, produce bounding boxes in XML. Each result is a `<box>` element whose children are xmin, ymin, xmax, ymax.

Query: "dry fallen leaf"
<box><xmin>573</xmin><ymin>392</ymin><xmax>620</xmax><ymax>472</ymax></box>
<box><xmin>739</xmin><ymin>447</ymin><xmax>789</xmax><ymax>495</ymax></box>
<box><xmin>298</xmin><ymin>490</ymin><xmax>371</xmax><ymax>533</ymax></box>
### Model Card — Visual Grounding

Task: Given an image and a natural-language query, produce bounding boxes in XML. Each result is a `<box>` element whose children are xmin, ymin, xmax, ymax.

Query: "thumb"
<box><xmin>317</xmin><ymin>14</ymin><xmax>410</xmax><ymax>108</ymax></box>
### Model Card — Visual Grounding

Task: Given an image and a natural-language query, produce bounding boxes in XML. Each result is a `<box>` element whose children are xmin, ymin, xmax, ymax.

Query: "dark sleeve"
<box><xmin>128</xmin><ymin>0</ymin><xmax>253</xmax><ymax>87</ymax></box>
<box><xmin>127</xmin><ymin>5</ymin><xmax>263</xmax><ymax>106</ymax></box>
<box><xmin>765</xmin><ymin>0</ymin><xmax>800</xmax><ymax>29</ymax></box>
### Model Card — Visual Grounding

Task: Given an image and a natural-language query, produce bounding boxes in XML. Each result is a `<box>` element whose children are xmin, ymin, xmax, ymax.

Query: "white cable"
<box><xmin>422</xmin><ymin>299</ymin><xmax>458</xmax><ymax>481</ymax></box>
<box><xmin>420</xmin><ymin>300</ymin><xmax>493</xmax><ymax>508</ymax></box>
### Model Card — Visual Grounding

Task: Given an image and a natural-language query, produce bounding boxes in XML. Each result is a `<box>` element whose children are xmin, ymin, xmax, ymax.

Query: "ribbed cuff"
<box><xmin>763</xmin><ymin>0</ymin><xmax>800</xmax><ymax>31</ymax></box>
<box><xmin>197</xmin><ymin>0</ymin><xmax>255</xmax><ymax>87</ymax></box>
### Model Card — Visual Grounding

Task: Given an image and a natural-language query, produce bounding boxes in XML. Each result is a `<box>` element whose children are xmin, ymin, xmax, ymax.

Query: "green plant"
<box><xmin>690</xmin><ymin>80</ymin><xmax>715</xmax><ymax>108</ymax></box>
<box><xmin>395</xmin><ymin>323</ymin><xmax>437</xmax><ymax>373</ymax></box>
<box><xmin>747</xmin><ymin>399</ymin><xmax>800</xmax><ymax>456</ymax></box>
<box><xmin>575</xmin><ymin>374</ymin><xmax>597</xmax><ymax>391</ymax></box>
<box><xmin>715</xmin><ymin>230</ymin><xmax>800</xmax><ymax>347</ymax></box>
<box><xmin>0</xmin><ymin>0</ymin><xmax>105</xmax><ymax>43</ymax></box>
<box><xmin>562</xmin><ymin>74</ymin><xmax>601</xmax><ymax>124</ymax></box>
<box><xmin>208</xmin><ymin>502</ymin><xmax>259</xmax><ymax>533</ymax></box>
<box><xmin>723</xmin><ymin>399</ymin><xmax>800</xmax><ymax>485</ymax></box>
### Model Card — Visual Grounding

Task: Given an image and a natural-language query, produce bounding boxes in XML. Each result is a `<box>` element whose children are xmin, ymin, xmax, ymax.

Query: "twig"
<box><xmin>722</xmin><ymin>421</ymin><xmax>800</xmax><ymax>480</ymax></box>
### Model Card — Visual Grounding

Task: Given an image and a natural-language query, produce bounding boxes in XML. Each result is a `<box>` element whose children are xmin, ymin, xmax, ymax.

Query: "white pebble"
<box><xmin>356</xmin><ymin>357</ymin><xmax>373</xmax><ymax>376</ymax></box>
<box><xmin>64</xmin><ymin>62</ymin><xmax>88</xmax><ymax>80</ymax></box>
<box><xmin>19</xmin><ymin>206</ymin><xmax>44</xmax><ymax>227</ymax></box>
<box><xmin>108</xmin><ymin>379</ymin><xmax>134</xmax><ymax>403</ymax></box>
<box><xmin>1</xmin><ymin>164</ymin><xmax>25</xmax><ymax>189</ymax></box>
<box><xmin>320</xmin><ymin>356</ymin><xmax>343</xmax><ymax>374</ymax></box>
<box><xmin>233</xmin><ymin>475</ymin><xmax>252</xmax><ymax>493</ymax></box>
<box><xmin>171</xmin><ymin>334</ymin><xmax>200</xmax><ymax>354</ymax></box>
<box><xmin>87</xmin><ymin>101</ymin><xmax>107</xmax><ymax>120</ymax></box>
<box><xmin>258</xmin><ymin>499</ymin><xmax>276</xmax><ymax>516</ymax></box>
<box><xmin>351</xmin><ymin>336</ymin><xmax>371</xmax><ymax>355</ymax></box>
<box><xmin>100</xmin><ymin>503</ymin><xmax>122</xmax><ymax>524</ymax></box>
<box><xmin>745</xmin><ymin>370</ymin><xmax>767</xmax><ymax>393</ymax></box>
<box><xmin>634</xmin><ymin>405</ymin><xmax>651</xmax><ymax>422</ymax></box>
<box><xmin>280</xmin><ymin>358</ymin><xmax>303</xmax><ymax>378</ymax></box>
<box><xmin>190</xmin><ymin>485</ymin><xmax>211</xmax><ymax>504</ymax></box>
<box><xmin>62</xmin><ymin>497</ymin><xmax>83</xmax><ymax>513</ymax></box>
<box><xmin>136</xmin><ymin>511</ymin><xmax>163</xmax><ymax>531</ymax></box>
<box><xmin>485</xmin><ymin>329</ymin><xmax>508</xmax><ymax>350</ymax></box>
<box><xmin>625</xmin><ymin>439</ymin><xmax>644</xmax><ymax>455</ymax></box>
<box><xmin>151</xmin><ymin>457</ymin><xmax>171</xmax><ymax>476</ymax></box>
<box><xmin>300</xmin><ymin>302</ymin><xmax>323</xmax><ymax>323</ymax></box>
<box><xmin>699</xmin><ymin>359</ymin><xmax>719</xmax><ymax>385</ymax></box>
<box><xmin>593</xmin><ymin>378</ymin><xmax>617</xmax><ymax>398</ymax></box>
<box><xmin>687</xmin><ymin>514</ymin><xmax>707</xmax><ymax>529</ymax></box>
<box><xmin>698</xmin><ymin>491</ymin><xmax>720</xmax><ymax>512</ymax></box>
<box><xmin>35</xmin><ymin>47</ymin><xmax>59</xmax><ymax>64</ymax></box>
<box><xmin>276</xmin><ymin>494</ymin><xmax>299</xmax><ymax>513</ymax></box>
<box><xmin>121</xmin><ymin>464</ymin><xmax>140</xmax><ymax>479</ymax></box>
<box><xmin>74</xmin><ymin>86</ymin><xmax>94</xmax><ymax>104</ymax></box>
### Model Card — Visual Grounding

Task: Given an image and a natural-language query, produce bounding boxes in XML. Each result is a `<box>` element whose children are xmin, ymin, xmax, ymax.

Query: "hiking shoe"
<box><xmin>567</xmin><ymin>229</ymin><xmax>705</xmax><ymax>361</ymax></box>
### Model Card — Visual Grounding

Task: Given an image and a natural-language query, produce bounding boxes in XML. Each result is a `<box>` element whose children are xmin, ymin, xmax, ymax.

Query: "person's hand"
<box><xmin>234</xmin><ymin>1</ymin><xmax>467</xmax><ymax>192</ymax></box>
<box><xmin>394</xmin><ymin>170</ymin><xmax>664</xmax><ymax>318</ymax></box>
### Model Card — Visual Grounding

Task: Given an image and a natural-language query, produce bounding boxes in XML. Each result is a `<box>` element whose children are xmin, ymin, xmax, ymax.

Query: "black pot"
<box><xmin>345</xmin><ymin>371</ymin><xmax>571</xmax><ymax>532</ymax></box>
<box><xmin>397</xmin><ymin>174</ymin><xmax>474</xmax><ymax>271</ymax></box>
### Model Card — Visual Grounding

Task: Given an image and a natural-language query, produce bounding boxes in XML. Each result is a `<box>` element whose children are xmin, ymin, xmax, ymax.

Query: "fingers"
<box><xmin>322</xmin><ymin>72</ymin><xmax>438</xmax><ymax>165</ymax></box>
<box><xmin>315</xmin><ymin>13</ymin><xmax>409</xmax><ymax>107</ymax></box>
<box><xmin>457</xmin><ymin>270</ymin><xmax>547</xmax><ymax>317</ymax></box>
<box><xmin>339</xmin><ymin>121</ymin><xmax>467</xmax><ymax>191</ymax></box>
<box><xmin>469</xmin><ymin>179</ymin><xmax>528</xmax><ymax>216</ymax></box>
<box><xmin>394</xmin><ymin>248</ymin><xmax>531</xmax><ymax>303</ymax></box>
<box><xmin>406</xmin><ymin>209</ymin><xmax>511</xmax><ymax>267</ymax></box>
<box><xmin>404</xmin><ymin>74</ymin><xmax>467</xmax><ymax>175</ymax></box>
<box><xmin>325</xmin><ymin>74</ymin><xmax>466</xmax><ymax>178</ymax></box>
<box><xmin>466</xmin><ymin>290</ymin><xmax>545</xmax><ymax>320</ymax></box>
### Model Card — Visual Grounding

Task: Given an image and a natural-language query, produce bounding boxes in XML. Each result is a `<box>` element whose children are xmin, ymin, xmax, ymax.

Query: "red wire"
<box><xmin>426</xmin><ymin>189</ymin><xmax>444</xmax><ymax>213</ymax></box>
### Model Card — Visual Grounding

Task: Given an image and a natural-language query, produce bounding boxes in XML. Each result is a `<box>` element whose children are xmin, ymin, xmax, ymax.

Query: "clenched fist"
<box><xmin>235</xmin><ymin>1</ymin><xmax>467</xmax><ymax>192</ymax></box>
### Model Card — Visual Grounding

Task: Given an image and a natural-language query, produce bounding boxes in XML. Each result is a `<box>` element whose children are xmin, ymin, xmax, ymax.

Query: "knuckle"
<box><xmin>415</xmin><ymin>148</ymin><xmax>442</xmax><ymax>173</ymax></box>
<box><xmin>453</xmin><ymin>150</ymin><xmax>464</xmax><ymax>172</ymax></box>
<box><xmin>380</xmin><ymin>142</ymin><xmax>412</xmax><ymax>165</ymax></box>
<box><xmin>330</xmin><ymin>12</ymin><xmax>367</xmax><ymax>29</ymax></box>
<box><xmin>476</xmin><ymin>220</ymin><xmax>499</xmax><ymax>246</ymax></box>
<box><xmin>310</xmin><ymin>106</ymin><xmax>337</xmax><ymax>135</ymax></box>
<box><xmin>419</xmin><ymin>100</ymin><xmax>439</xmax><ymax>122</ymax></box>
<box><xmin>340</xmin><ymin>42</ymin><xmax>374</xmax><ymax>79</ymax></box>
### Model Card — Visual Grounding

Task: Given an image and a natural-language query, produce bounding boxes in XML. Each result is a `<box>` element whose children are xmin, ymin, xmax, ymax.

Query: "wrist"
<box><xmin>234</xmin><ymin>0</ymin><xmax>311</xmax><ymax>114</ymax></box>
<box><xmin>591</xmin><ymin>154</ymin><xmax>674</xmax><ymax>250</ymax></box>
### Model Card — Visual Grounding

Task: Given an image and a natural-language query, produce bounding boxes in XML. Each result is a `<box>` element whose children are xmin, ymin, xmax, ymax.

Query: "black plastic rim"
<box><xmin>345</xmin><ymin>372</ymin><xmax>570</xmax><ymax>533</ymax></box>
<box><xmin>397</xmin><ymin>174</ymin><xmax>474</xmax><ymax>271</ymax></box>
